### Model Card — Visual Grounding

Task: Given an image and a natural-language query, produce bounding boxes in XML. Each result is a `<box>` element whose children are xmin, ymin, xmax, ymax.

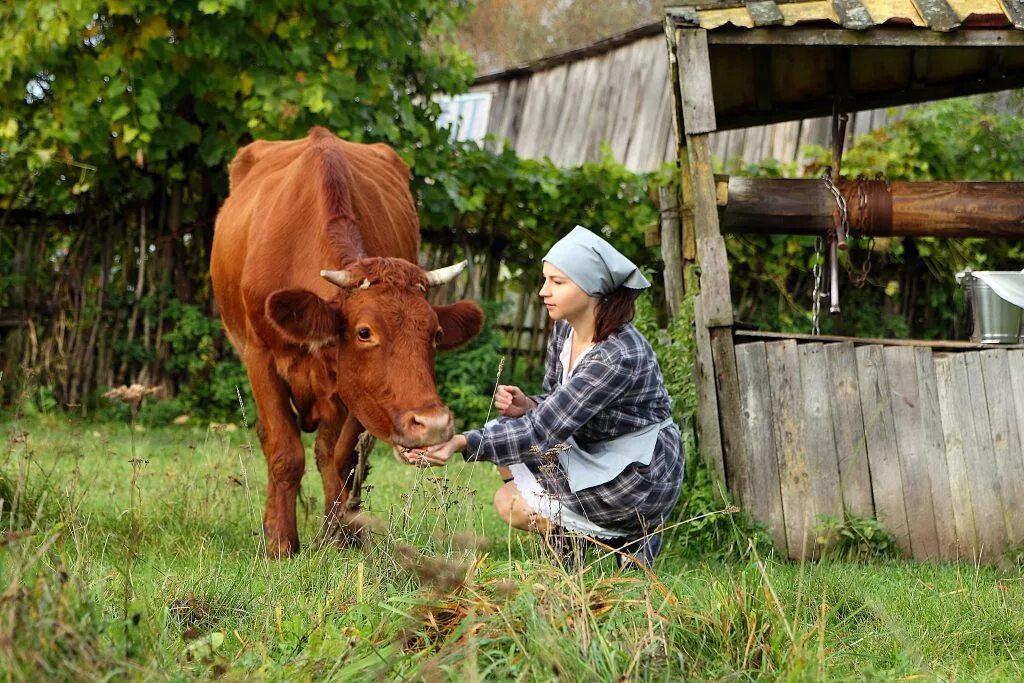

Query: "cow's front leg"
<box><xmin>321</xmin><ymin>413</ymin><xmax>368</xmax><ymax>547</ymax></box>
<box><xmin>246</xmin><ymin>349</ymin><xmax>305</xmax><ymax>557</ymax></box>
<box><xmin>314</xmin><ymin>417</ymin><xmax>344</xmax><ymax>525</ymax></box>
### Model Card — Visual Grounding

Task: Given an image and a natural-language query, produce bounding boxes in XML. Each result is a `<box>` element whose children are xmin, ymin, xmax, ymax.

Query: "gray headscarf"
<box><xmin>543</xmin><ymin>225</ymin><xmax>651</xmax><ymax>297</ymax></box>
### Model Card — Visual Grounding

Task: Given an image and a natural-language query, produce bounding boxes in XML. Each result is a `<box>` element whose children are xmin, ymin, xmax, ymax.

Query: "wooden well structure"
<box><xmin>664</xmin><ymin>0</ymin><xmax>1024</xmax><ymax>561</ymax></box>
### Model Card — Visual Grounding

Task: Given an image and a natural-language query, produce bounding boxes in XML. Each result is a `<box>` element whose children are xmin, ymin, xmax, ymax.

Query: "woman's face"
<box><xmin>539</xmin><ymin>263</ymin><xmax>597</xmax><ymax>323</ymax></box>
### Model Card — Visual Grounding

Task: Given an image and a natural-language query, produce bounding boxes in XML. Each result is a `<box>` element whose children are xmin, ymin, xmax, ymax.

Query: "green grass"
<box><xmin>2</xmin><ymin>414</ymin><xmax>1023</xmax><ymax>681</ymax></box>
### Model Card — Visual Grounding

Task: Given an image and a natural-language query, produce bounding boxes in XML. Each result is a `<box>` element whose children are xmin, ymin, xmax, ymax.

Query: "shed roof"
<box><xmin>667</xmin><ymin>0</ymin><xmax>1024</xmax><ymax>33</ymax></box>
<box><xmin>666</xmin><ymin>1</ymin><xmax>1024</xmax><ymax>130</ymax></box>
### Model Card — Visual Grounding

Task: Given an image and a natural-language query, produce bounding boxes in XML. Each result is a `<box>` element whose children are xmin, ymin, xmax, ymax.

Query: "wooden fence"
<box><xmin>713</xmin><ymin>330</ymin><xmax>1024</xmax><ymax>562</ymax></box>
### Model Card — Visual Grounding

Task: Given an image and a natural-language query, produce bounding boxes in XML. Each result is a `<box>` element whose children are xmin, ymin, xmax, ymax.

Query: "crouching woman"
<box><xmin>406</xmin><ymin>226</ymin><xmax>684</xmax><ymax>568</ymax></box>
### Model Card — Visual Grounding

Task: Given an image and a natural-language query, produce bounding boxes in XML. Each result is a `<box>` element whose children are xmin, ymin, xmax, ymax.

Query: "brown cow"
<box><xmin>211</xmin><ymin>127</ymin><xmax>483</xmax><ymax>557</ymax></box>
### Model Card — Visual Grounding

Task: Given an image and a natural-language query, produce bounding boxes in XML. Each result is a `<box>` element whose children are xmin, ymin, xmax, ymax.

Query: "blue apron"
<box><xmin>559</xmin><ymin>417</ymin><xmax>675</xmax><ymax>492</ymax></box>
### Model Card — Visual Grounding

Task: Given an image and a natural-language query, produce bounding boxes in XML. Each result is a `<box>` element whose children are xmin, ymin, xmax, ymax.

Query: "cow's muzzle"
<box><xmin>393</xmin><ymin>406</ymin><xmax>454</xmax><ymax>448</ymax></box>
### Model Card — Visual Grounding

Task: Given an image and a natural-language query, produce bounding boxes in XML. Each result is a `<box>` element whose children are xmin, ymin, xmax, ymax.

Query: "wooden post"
<box><xmin>675</xmin><ymin>26</ymin><xmax>740</xmax><ymax>501</ymax></box>
<box><xmin>659</xmin><ymin>185</ymin><xmax>683</xmax><ymax>317</ymax></box>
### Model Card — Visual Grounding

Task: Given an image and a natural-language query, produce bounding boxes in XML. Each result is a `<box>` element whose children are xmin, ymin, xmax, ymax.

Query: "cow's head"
<box><xmin>265</xmin><ymin>258</ymin><xmax>483</xmax><ymax>447</ymax></box>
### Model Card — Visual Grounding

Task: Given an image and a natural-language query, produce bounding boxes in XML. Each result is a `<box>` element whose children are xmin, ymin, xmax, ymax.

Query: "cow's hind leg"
<box><xmin>246</xmin><ymin>348</ymin><xmax>306</xmax><ymax>557</ymax></box>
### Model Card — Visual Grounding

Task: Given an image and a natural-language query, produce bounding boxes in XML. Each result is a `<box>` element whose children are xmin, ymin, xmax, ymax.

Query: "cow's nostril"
<box><xmin>399</xmin><ymin>408</ymin><xmax>453</xmax><ymax>445</ymax></box>
<box><xmin>411</xmin><ymin>411</ymin><xmax>450</xmax><ymax>432</ymax></box>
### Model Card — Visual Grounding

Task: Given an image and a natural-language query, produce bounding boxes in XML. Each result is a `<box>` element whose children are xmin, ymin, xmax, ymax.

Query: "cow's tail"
<box><xmin>310</xmin><ymin>126</ymin><xmax>365</xmax><ymax>264</ymax></box>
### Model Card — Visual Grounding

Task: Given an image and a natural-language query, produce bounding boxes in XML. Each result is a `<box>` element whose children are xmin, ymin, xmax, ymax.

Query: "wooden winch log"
<box><xmin>718</xmin><ymin>177</ymin><xmax>1024</xmax><ymax>239</ymax></box>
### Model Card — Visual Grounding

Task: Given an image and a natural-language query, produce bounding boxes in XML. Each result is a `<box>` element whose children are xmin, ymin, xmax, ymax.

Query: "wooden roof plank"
<box><xmin>999</xmin><ymin>0</ymin><xmax>1024</xmax><ymax>28</ymax></box>
<box><xmin>708</xmin><ymin>26</ymin><xmax>1024</xmax><ymax>45</ymax></box>
<box><xmin>748</xmin><ymin>0</ymin><xmax>787</xmax><ymax>25</ymax></box>
<box><xmin>911</xmin><ymin>0</ymin><xmax>964</xmax><ymax>30</ymax></box>
<box><xmin>832</xmin><ymin>0</ymin><xmax>877</xmax><ymax>28</ymax></box>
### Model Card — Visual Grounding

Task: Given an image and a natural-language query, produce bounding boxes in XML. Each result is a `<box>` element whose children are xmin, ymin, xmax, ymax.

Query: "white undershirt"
<box><xmin>559</xmin><ymin>328</ymin><xmax>595</xmax><ymax>384</ymax></box>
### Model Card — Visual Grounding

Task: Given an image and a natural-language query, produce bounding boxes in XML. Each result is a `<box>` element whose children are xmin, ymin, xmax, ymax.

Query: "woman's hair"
<box><xmin>594</xmin><ymin>286</ymin><xmax>642</xmax><ymax>342</ymax></box>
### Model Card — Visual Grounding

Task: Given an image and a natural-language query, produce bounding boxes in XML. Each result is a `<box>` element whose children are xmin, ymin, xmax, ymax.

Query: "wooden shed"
<box><xmin>664</xmin><ymin>0</ymin><xmax>1024</xmax><ymax>562</ymax></box>
<box><xmin>468</xmin><ymin>21</ymin><xmax>915</xmax><ymax>172</ymax></box>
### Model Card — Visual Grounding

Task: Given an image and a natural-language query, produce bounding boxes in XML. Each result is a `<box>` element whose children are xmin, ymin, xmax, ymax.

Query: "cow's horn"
<box><xmin>425</xmin><ymin>261</ymin><xmax>468</xmax><ymax>288</ymax></box>
<box><xmin>320</xmin><ymin>269</ymin><xmax>355</xmax><ymax>288</ymax></box>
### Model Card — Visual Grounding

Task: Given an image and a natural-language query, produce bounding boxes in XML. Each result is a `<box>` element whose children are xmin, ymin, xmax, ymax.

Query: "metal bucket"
<box><xmin>962</xmin><ymin>272</ymin><xmax>1024</xmax><ymax>344</ymax></box>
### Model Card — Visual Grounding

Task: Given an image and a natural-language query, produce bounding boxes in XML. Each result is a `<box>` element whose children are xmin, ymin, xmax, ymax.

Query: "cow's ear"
<box><xmin>266</xmin><ymin>289</ymin><xmax>343</xmax><ymax>345</ymax></box>
<box><xmin>434</xmin><ymin>301</ymin><xmax>484</xmax><ymax>351</ymax></box>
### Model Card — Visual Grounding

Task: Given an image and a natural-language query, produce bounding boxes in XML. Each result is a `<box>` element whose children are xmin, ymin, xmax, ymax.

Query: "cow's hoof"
<box><xmin>265</xmin><ymin>537</ymin><xmax>300</xmax><ymax>558</ymax></box>
<box><xmin>263</xmin><ymin>524</ymin><xmax>300</xmax><ymax>558</ymax></box>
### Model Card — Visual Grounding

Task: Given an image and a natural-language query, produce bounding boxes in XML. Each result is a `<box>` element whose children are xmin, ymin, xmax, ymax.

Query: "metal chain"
<box><xmin>811</xmin><ymin>235</ymin><xmax>824</xmax><ymax>335</ymax></box>
<box><xmin>822</xmin><ymin>167</ymin><xmax>850</xmax><ymax>240</ymax></box>
<box><xmin>845</xmin><ymin>235</ymin><xmax>875</xmax><ymax>287</ymax></box>
<box><xmin>842</xmin><ymin>178</ymin><xmax>875</xmax><ymax>288</ymax></box>
<box><xmin>811</xmin><ymin>167</ymin><xmax>848</xmax><ymax>335</ymax></box>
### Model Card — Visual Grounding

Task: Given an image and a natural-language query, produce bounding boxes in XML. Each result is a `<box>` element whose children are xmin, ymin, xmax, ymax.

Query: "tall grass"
<box><xmin>2</xmin><ymin>404</ymin><xmax>1023</xmax><ymax>679</ymax></box>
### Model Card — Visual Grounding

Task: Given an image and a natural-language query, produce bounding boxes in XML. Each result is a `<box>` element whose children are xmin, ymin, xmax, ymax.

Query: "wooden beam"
<box><xmin>708</xmin><ymin>27</ymin><xmax>1024</xmax><ymax>47</ymax></box>
<box><xmin>735</xmin><ymin>329</ymin><xmax>1024</xmax><ymax>350</ymax></box>
<box><xmin>676</xmin><ymin>29</ymin><xmax>717</xmax><ymax>134</ymax></box>
<box><xmin>677</xmin><ymin>25</ymin><xmax>732</xmax><ymax>325</ymax></box>
<box><xmin>910</xmin><ymin>0</ymin><xmax>962</xmax><ymax>32</ymax></box>
<box><xmin>718</xmin><ymin>177</ymin><xmax>1024</xmax><ymax>240</ymax></box>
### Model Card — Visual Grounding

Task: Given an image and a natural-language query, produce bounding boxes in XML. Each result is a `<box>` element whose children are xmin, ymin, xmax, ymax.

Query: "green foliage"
<box><xmin>433</xmin><ymin>301</ymin><xmax>507</xmax><ymax>430</ymax></box>
<box><xmin>161</xmin><ymin>302</ymin><xmax>253</xmax><ymax>422</ymax></box>
<box><xmin>0</xmin><ymin>0</ymin><xmax>473</xmax><ymax>207</ymax></box>
<box><xmin>420</xmin><ymin>142</ymin><xmax>668</xmax><ymax>293</ymax></box>
<box><xmin>666</xmin><ymin>455</ymin><xmax>775</xmax><ymax>562</ymax></box>
<box><xmin>816</xmin><ymin>513</ymin><xmax>902</xmax><ymax>563</ymax></box>
<box><xmin>830</xmin><ymin>97</ymin><xmax>1024</xmax><ymax>181</ymax></box>
<box><xmin>0</xmin><ymin>0</ymin><xmax>476</xmax><ymax>410</ymax></box>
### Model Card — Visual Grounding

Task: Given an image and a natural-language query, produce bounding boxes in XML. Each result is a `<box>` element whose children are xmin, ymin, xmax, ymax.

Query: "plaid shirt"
<box><xmin>463</xmin><ymin>321</ymin><xmax>684</xmax><ymax>534</ymax></box>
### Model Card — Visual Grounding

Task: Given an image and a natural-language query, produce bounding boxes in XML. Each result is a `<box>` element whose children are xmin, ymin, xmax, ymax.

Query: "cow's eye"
<box><xmin>434</xmin><ymin>329</ymin><xmax>443</xmax><ymax>346</ymax></box>
<box><xmin>356</xmin><ymin>327</ymin><xmax>372</xmax><ymax>341</ymax></box>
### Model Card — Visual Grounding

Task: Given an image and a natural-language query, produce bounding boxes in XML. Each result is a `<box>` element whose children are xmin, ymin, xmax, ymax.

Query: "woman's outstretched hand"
<box><xmin>401</xmin><ymin>434</ymin><xmax>467</xmax><ymax>467</ymax></box>
<box><xmin>495</xmin><ymin>385</ymin><xmax>536</xmax><ymax>418</ymax></box>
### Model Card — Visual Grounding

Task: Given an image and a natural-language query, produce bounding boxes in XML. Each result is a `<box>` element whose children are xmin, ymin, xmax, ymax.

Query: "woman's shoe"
<box><xmin>613</xmin><ymin>532</ymin><xmax>662</xmax><ymax>570</ymax></box>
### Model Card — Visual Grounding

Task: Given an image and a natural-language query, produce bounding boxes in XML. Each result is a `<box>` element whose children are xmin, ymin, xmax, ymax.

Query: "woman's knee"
<box><xmin>495</xmin><ymin>482</ymin><xmax>537</xmax><ymax>529</ymax></box>
<box><xmin>493</xmin><ymin>482</ymin><xmax>515</xmax><ymax>523</ymax></box>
